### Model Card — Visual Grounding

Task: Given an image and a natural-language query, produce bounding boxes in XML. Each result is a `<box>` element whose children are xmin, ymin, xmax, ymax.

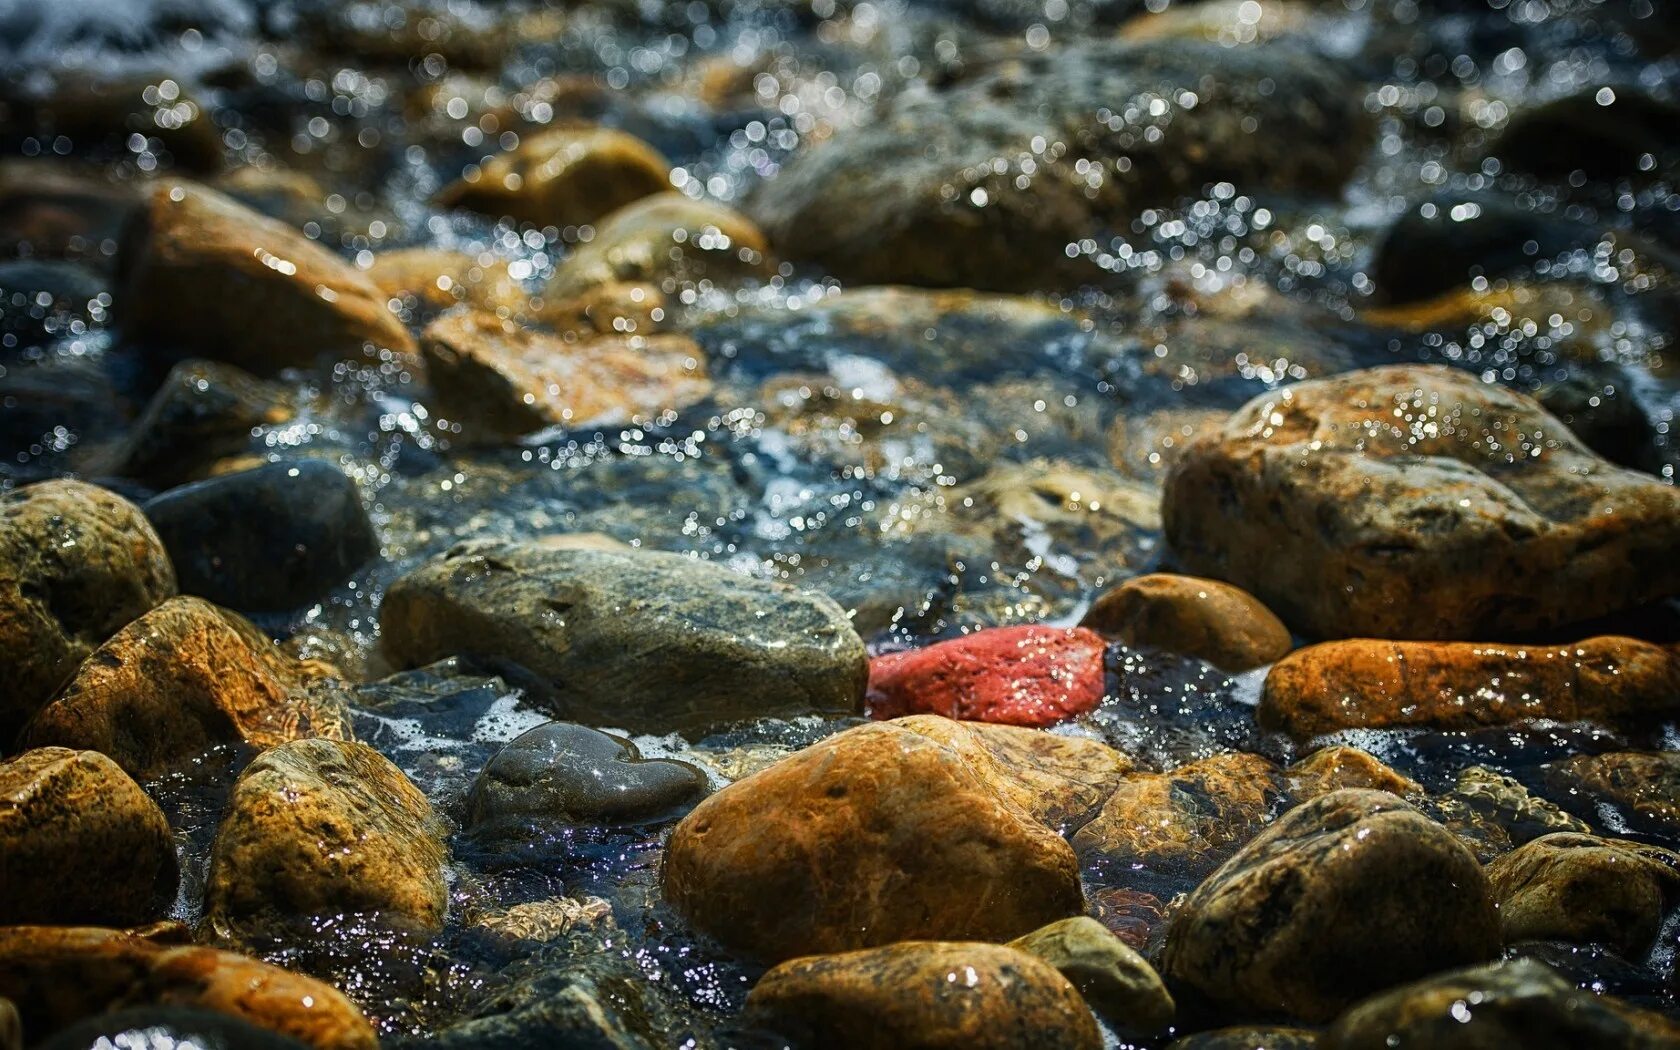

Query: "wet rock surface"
<box><xmin>105</xmin><ymin>361</ymin><xmax>295</xmax><ymax>489</ymax></box>
<box><xmin>1487</xmin><ymin>833</ymin><xmax>1680</xmax><ymax>957</ymax></box>
<box><xmin>436</xmin><ymin>125</ymin><xmax>671</xmax><ymax>230</ymax></box>
<box><xmin>0</xmin><ymin>748</ymin><xmax>175</xmax><ymax>926</ymax></box>
<box><xmin>1164</xmin><ymin>365</ymin><xmax>1680</xmax><ymax>640</ymax></box>
<box><xmin>143</xmin><ymin>461</ymin><xmax>378</xmax><ymax>612</ymax></box>
<box><xmin>1081</xmin><ymin>573</ymin><xmax>1292</xmax><ymax>672</ymax></box>
<box><xmin>745</xmin><ymin>941</ymin><xmax>1102</xmax><ymax>1050</ymax></box>
<box><xmin>21</xmin><ymin>596</ymin><xmax>353</xmax><ymax>779</ymax></box>
<box><xmin>865</xmin><ymin>625</ymin><xmax>1107</xmax><ymax>727</ymax></box>
<box><xmin>205</xmin><ymin>738</ymin><xmax>449</xmax><ymax>936</ymax></box>
<box><xmin>381</xmin><ymin>542</ymin><xmax>867</xmax><ymax>733</ymax></box>
<box><xmin>1007</xmin><ymin>916</ymin><xmax>1174</xmax><ymax>1036</ymax></box>
<box><xmin>1160</xmin><ymin>789</ymin><xmax>1501</xmax><ymax>1024</ymax></box>
<box><xmin>0</xmin><ymin>480</ymin><xmax>177</xmax><ymax>740</ymax></box>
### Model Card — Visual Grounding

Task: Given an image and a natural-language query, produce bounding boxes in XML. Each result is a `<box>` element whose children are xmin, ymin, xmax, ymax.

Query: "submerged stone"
<box><xmin>435</xmin><ymin>125</ymin><xmax>671</xmax><ymax>229</ymax></box>
<box><xmin>1008</xmin><ymin>917</ymin><xmax>1174</xmax><ymax>1036</ymax></box>
<box><xmin>1081</xmin><ymin>573</ymin><xmax>1291</xmax><ymax>672</ymax></box>
<box><xmin>105</xmin><ymin>360</ymin><xmax>294</xmax><ymax>490</ymax></box>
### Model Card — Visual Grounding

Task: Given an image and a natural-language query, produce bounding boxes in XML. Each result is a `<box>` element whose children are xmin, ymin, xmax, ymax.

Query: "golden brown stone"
<box><xmin>0</xmin><ymin>926</ymin><xmax>375</xmax><ymax>1049</ymax></box>
<box><xmin>1488</xmin><ymin>833</ymin><xmax>1680</xmax><ymax>957</ymax></box>
<box><xmin>1544</xmin><ymin>750</ymin><xmax>1680</xmax><ymax>834</ymax></box>
<box><xmin>0</xmin><ymin>480</ymin><xmax>176</xmax><ymax>740</ymax></box>
<box><xmin>530</xmin><ymin>280</ymin><xmax>666</xmax><ymax>336</ymax></box>
<box><xmin>116</xmin><ymin>181</ymin><xmax>419</xmax><ymax>375</ymax></box>
<box><xmin>205</xmin><ymin>738</ymin><xmax>448</xmax><ymax>936</ymax></box>
<box><xmin>1260</xmin><ymin>636</ymin><xmax>1680</xmax><ymax>739</ymax></box>
<box><xmin>419</xmin><ymin>309</ymin><xmax>712</xmax><ymax>439</ymax></box>
<box><xmin>663</xmin><ymin>718</ymin><xmax>1087</xmax><ymax>963</ymax></box>
<box><xmin>21</xmin><ymin>596</ymin><xmax>352</xmax><ymax>780</ymax></box>
<box><xmin>435</xmin><ymin>125</ymin><xmax>670</xmax><ymax>228</ymax></box>
<box><xmin>1081</xmin><ymin>573</ymin><xmax>1291</xmax><ymax>671</ymax></box>
<box><xmin>746</xmin><ymin>941</ymin><xmax>1101</xmax><ymax>1050</ymax></box>
<box><xmin>365</xmin><ymin>247</ymin><xmax>528</xmax><ymax>318</ymax></box>
<box><xmin>549</xmin><ymin>192</ymin><xmax>774</xmax><ymax>296</ymax></box>
<box><xmin>1286</xmin><ymin>746</ymin><xmax>1421</xmax><ymax>801</ymax></box>
<box><xmin>0</xmin><ymin>748</ymin><xmax>175</xmax><ymax>927</ymax></box>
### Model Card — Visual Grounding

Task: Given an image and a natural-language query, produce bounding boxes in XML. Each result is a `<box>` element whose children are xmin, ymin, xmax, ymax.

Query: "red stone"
<box><xmin>866</xmin><ymin>625</ymin><xmax>1108</xmax><ymax>728</ymax></box>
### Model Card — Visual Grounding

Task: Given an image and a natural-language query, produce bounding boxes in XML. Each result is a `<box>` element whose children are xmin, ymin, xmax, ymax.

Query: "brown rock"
<box><xmin>1487</xmin><ymin>833</ymin><xmax>1680</xmax><ymax>957</ymax></box>
<box><xmin>0</xmin><ymin>925</ymin><xmax>375</xmax><ymax>1049</ymax></box>
<box><xmin>1167</xmin><ymin>1028</ymin><xmax>1318</xmax><ymax>1050</ymax></box>
<box><xmin>1160</xmin><ymin>789</ymin><xmax>1500</xmax><ymax>1024</ymax></box>
<box><xmin>1286</xmin><ymin>746</ymin><xmax>1420</xmax><ymax>801</ymax></box>
<box><xmin>530</xmin><ymin>280</ymin><xmax>666</xmax><ymax>336</ymax></box>
<box><xmin>0</xmin><ymin>748</ymin><xmax>175</xmax><ymax>926</ymax></box>
<box><xmin>745</xmin><ymin>941</ymin><xmax>1101</xmax><ymax>1050</ymax></box>
<box><xmin>435</xmin><ymin>126</ymin><xmax>670</xmax><ymax>228</ymax></box>
<box><xmin>662</xmin><ymin>718</ymin><xmax>1087</xmax><ymax>962</ymax></box>
<box><xmin>1260</xmin><ymin>636</ymin><xmax>1680</xmax><ymax>739</ymax></box>
<box><xmin>0</xmin><ymin>998</ymin><xmax>14</xmax><ymax>1050</ymax></box>
<box><xmin>1071</xmin><ymin>752</ymin><xmax>1285</xmax><ymax>877</ymax></box>
<box><xmin>549</xmin><ymin>192</ymin><xmax>775</xmax><ymax>297</ymax></box>
<box><xmin>1163</xmin><ymin>365</ymin><xmax>1680</xmax><ymax>639</ymax></box>
<box><xmin>0</xmin><ymin>480</ymin><xmax>176</xmax><ymax>741</ymax></box>
<box><xmin>364</xmin><ymin>247</ymin><xmax>528</xmax><ymax>319</ymax></box>
<box><xmin>1321</xmin><ymin>958</ymin><xmax>1680</xmax><ymax>1050</ymax></box>
<box><xmin>419</xmin><ymin>309</ymin><xmax>712</xmax><ymax>439</ymax></box>
<box><xmin>1081</xmin><ymin>573</ymin><xmax>1292</xmax><ymax>672</ymax></box>
<box><xmin>116</xmin><ymin>181</ymin><xmax>419</xmax><ymax>375</ymax></box>
<box><xmin>105</xmin><ymin>360</ymin><xmax>295</xmax><ymax>489</ymax></box>
<box><xmin>1544</xmin><ymin>751</ymin><xmax>1680</xmax><ymax>835</ymax></box>
<box><xmin>1429</xmin><ymin>766</ymin><xmax>1591</xmax><ymax>862</ymax></box>
<box><xmin>1008</xmin><ymin>916</ymin><xmax>1174</xmax><ymax>1035</ymax></box>
<box><xmin>205</xmin><ymin>738</ymin><xmax>448</xmax><ymax>935</ymax></box>
<box><xmin>21</xmin><ymin>596</ymin><xmax>352</xmax><ymax>780</ymax></box>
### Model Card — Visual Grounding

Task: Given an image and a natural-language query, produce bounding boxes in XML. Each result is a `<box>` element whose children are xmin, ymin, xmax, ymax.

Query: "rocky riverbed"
<box><xmin>2</xmin><ymin>0</ymin><xmax>1680</xmax><ymax>1046</ymax></box>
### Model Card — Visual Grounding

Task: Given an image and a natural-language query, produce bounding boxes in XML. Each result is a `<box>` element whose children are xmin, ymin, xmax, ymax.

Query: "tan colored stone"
<box><xmin>419</xmin><ymin>309</ymin><xmax>712</xmax><ymax>439</ymax></box>
<box><xmin>549</xmin><ymin>192</ymin><xmax>774</xmax><ymax>296</ymax></box>
<box><xmin>21</xmin><ymin>596</ymin><xmax>352</xmax><ymax>780</ymax></box>
<box><xmin>1160</xmin><ymin>790</ymin><xmax>1500</xmax><ymax>1024</ymax></box>
<box><xmin>0</xmin><ymin>748</ymin><xmax>175</xmax><ymax>927</ymax></box>
<box><xmin>116</xmin><ymin>181</ymin><xmax>419</xmax><ymax>374</ymax></box>
<box><xmin>0</xmin><ymin>926</ymin><xmax>376</xmax><ymax>1049</ymax></box>
<box><xmin>1430</xmin><ymin>766</ymin><xmax>1590</xmax><ymax>862</ymax></box>
<box><xmin>1163</xmin><ymin>365</ymin><xmax>1680</xmax><ymax>639</ymax></box>
<box><xmin>1105</xmin><ymin>408</ymin><xmax>1230</xmax><ymax>482</ymax></box>
<box><xmin>1260</xmin><ymin>636</ymin><xmax>1680</xmax><ymax>739</ymax></box>
<box><xmin>1081</xmin><ymin>573</ymin><xmax>1291</xmax><ymax>671</ymax></box>
<box><xmin>1487</xmin><ymin>833</ymin><xmax>1680</xmax><ymax>957</ymax></box>
<box><xmin>205</xmin><ymin>738</ymin><xmax>448</xmax><ymax>935</ymax></box>
<box><xmin>530</xmin><ymin>280</ymin><xmax>666</xmax><ymax>336</ymax></box>
<box><xmin>746</xmin><ymin>941</ymin><xmax>1101</xmax><ymax>1050</ymax></box>
<box><xmin>663</xmin><ymin>718</ymin><xmax>1086</xmax><ymax>963</ymax></box>
<box><xmin>1008</xmin><ymin>916</ymin><xmax>1174</xmax><ymax>1035</ymax></box>
<box><xmin>436</xmin><ymin>125</ymin><xmax>670</xmax><ymax>228</ymax></box>
<box><xmin>1071</xmin><ymin>752</ymin><xmax>1285</xmax><ymax>876</ymax></box>
<box><xmin>1544</xmin><ymin>751</ymin><xmax>1680</xmax><ymax>834</ymax></box>
<box><xmin>1286</xmin><ymin>746</ymin><xmax>1421</xmax><ymax>801</ymax></box>
<box><xmin>365</xmin><ymin>247</ymin><xmax>528</xmax><ymax>318</ymax></box>
<box><xmin>0</xmin><ymin>480</ymin><xmax>176</xmax><ymax>740</ymax></box>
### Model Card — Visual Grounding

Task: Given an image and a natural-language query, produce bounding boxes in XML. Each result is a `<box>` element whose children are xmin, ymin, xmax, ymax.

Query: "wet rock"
<box><xmin>436</xmin><ymin>125</ymin><xmax>671</xmax><ymax>229</ymax></box>
<box><xmin>463</xmin><ymin>895</ymin><xmax>613</xmax><ymax>946</ymax></box>
<box><xmin>105</xmin><ymin>360</ymin><xmax>294</xmax><ymax>489</ymax></box>
<box><xmin>745</xmin><ymin>941</ymin><xmax>1101</xmax><ymax>1050</ymax></box>
<box><xmin>663</xmin><ymin>718</ymin><xmax>1087</xmax><ymax>962</ymax></box>
<box><xmin>752</xmin><ymin>41</ymin><xmax>1368</xmax><ymax>291</ymax></box>
<box><xmin>0</xmin><ymin>998</ymin><xmax>13</xmax><ymax>1050</ymax></box>
<box><xmin>529</xmin><ymin>280</ymin><xmax>666</xmax><ymax>337</ymax></box>
<box><xmin>365</xmin><ymin>248</ymin><xmax>528</xmax><ymax>321</ymax></box>
<box><xmin>1320</xmin><ymin>958</ymin><xmax>1680</xmax><ymax>1050</ymax></box>
<box><xmin>0</xmin><ymin>160</ymin><xmax>137</xmax><ymax>261</ymax></box>
<box><xmin>205</xmin><ymin>738</ymin><xmax>449</xmax><ymax>935</ymax></box>
<box><xmin>865</xmin><ymin>625</ymin><xmax>1107</xmax><ymax>727</ymax></box>
<box><xmin>1008</xmin><ymin>916</ymin><xmax>1174</xmax><ymax>1036</ymax></box>
<box><xmin>418</xmin><ymin>309</ymin><xmax>712</xmax><ymax>439</ymax></box>
<box><xmin>1286</xmin><ymin>747</ymin><xmax>1421</xmax><ymax>802</ymax></box>
<box><xmin>21</xmin><ymin>596</ymin><xmax>352</xmax><ymax>780</ymax></box>
<box><xmin>1163</xmin><ymin>365</ymin><xmax>1680</xmax><ymax>640</ymax></box>
<box><xmin>1430</xmin><ymin>766</ymin><xmax>1591</xmax><ymax>862</ymax></box>
<box><xmin>1106</xmin><ymin>408</ymin><xmax>1230</xmax><ymax>483</ymax></box>
<box><xmin>1260</xmin><ymin>636</ymin><xmax>1680</xmax><ymax>738</ymax></box>
<box><xmin>1072</xmin><ymin>752</ymin><xmax>1285</xmax><ymax>877</ymax></box>
<box><xmin>0</xmin><ymin>479</ymin><xmax>176</xmax><ymax>741</ymax></box>
<box><xmin>408</xmin><ymin>954</ymin><xmax>689</xmax><ymax>1050</ymax></box>
<box><xmin>1491</xmin><ymin>88</ymin><xmax>1680</xmax><ymax>184</ymax></box>
<box><xmin>381</xmin><ymin>542</ymin><xmax>867</xmax><ymax>734</ymax></box>
<box><xmin>466</xmin><ymin>721</ymin><xmax>708</xmax><ymax>841</ymax></box>
<box><xmin>0</xmin><ymin>76</ymin><xmax>222</xmax><ymax>172</ymax></box>
<box><xmin>37</xmin><ymin>1007</ymin><xmax>312</xmax><ymax>1050</ymax></box>
<box><xmin>0</xmin><ymin>259</ymin><xmax>107</xmax><ymax>351</ymax></box>
<box><xmin>115</xmin><ymin>181</ymin><xmax>419</xmax><ymax>375</ymax></box>
<box><xmin>0</xmin><ymin>926</ymin><xmax>375</xmax><ymax>1049</ymax></box>
<box><xmin>1160</xmin><ymin>789</ymin><xmax>1500</xmax><ymax>1024</ymax></box>
<box><xmin>1168</xmin><ymin>1029</ymin><xmax>1318</xmax><ymax>1050</ymax></box>
<box><xmin>1544</xmin><ymin>751</ymin><xmax>1680</xmax><ymax>835</ymax></box>
<box><xmin>142</xmin><ymin>461</ymin><xmax>378</xmax><ymax>613</ymax></box>
<box><xmin>0</xmin><ymin>748</ymin><xmax>175</xmax><ymax>926</ymax></box>
<box><xmin>547</xmin><ymin>192</ymin><xmax>774</xmax><ymax>297</ymax></box>
<box><xmin>1080</xmin><ymin>574</ymin><xmax>1291</xmax><ymax>672</ymax></box>
<box><xmin>1487</xmin><ymin>833</ymin><xmax>1680</xmax><ymax>958</ymax></box>
<box><xmin>1119</xmin><ymin>0</ymin><xmax>1317</xmax><ymax>44</ymax></box>
<box><xmin>0</xmin><ymin>352</ymin><xmax>131</xmax><ymax>474</ymax></box>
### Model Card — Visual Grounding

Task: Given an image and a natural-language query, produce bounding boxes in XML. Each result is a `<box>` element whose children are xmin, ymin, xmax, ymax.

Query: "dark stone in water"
<box><xmin>0</xmin><ymin>259</ymin><xmax>107</xmax><ymax>352</ymax></box>
<box><xmin>467</xmin><ymin>721</ymin><xmax>709</xmax><ymax>842</ymax></box>
<box><xmin>1492</xmin><ymin>87</ymin><xmax>1680</xmax><ymax>185</ymax></box>
<box><xmin>109</xmin><ymin>359</ymin><xmax>293</xmax><ymax>489</ymax></box>
<box><xmin>36</xmin><ymin>1007</ymin><xmax>312</xmax><ymax>1050</ymax></box>
<box><xmin>143</xmin><ymin>460</ymin><xmax>377</xmax><ymax>613</ymax></box>
<box><xmin>1369</xmin><ymin>195</ymin><xmax>1601</xmax><ymax>306</ymax></box>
